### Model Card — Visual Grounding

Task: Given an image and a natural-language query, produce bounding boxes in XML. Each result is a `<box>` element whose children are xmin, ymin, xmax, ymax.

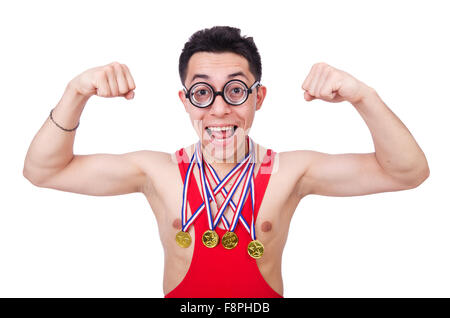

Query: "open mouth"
<box><xmin>205</xmin><ymin>125</ymin><xmax>238</xmax><ymax>141</ymax></box>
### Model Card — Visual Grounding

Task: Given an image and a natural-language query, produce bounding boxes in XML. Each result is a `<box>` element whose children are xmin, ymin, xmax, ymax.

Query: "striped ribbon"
<box><xmin>180</xmin><ymin>137</ymin><xmax>255</xmax><ymax>233</ymax></box>
<box><xmin>205</xmin><ymin>162</ymin><xmax>251</xmax><ymax>234</ymax></box>
<box><xmin>205</xmin><ymin>140</ymin><xmax>257</xmax><ymax>235</ymax></box>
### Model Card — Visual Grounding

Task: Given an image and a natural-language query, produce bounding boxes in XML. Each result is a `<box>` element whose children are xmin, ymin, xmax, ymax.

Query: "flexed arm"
<box><xmin>22</xmin><ymin>62</ymin><xmax>153</xmax><ymax>196</ymax></box>
<box><xmin>293</xmin><ymin>63</ymin><xmax>429</xmax><ymax>198</ymax></box>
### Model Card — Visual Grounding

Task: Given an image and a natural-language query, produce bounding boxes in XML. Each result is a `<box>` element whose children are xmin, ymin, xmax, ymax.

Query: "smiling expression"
<box><xmin>178</xmin><ymin>52</ymin><xmax>267</xmax><ymax>162</ymax></box>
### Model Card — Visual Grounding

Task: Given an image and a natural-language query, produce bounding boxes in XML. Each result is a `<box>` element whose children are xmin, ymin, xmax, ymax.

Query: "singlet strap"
<box><xmin>175</xmin><ymin>148</ymin><xmax>188</xmax><ymax>180</ymax></box>
<box><xmin>253</xmin><ymin>149</ymin><xmax>275</xmax><ymax>219</ymax></box>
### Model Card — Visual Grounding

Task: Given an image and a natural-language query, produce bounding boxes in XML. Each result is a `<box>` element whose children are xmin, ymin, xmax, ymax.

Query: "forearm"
<box><xmin>23</xmin><ymin>82</ymin><xmax>90</xmax><ymax>184</ymax></box>
<box><xmin>353</xmin><ymin>87</ymin><xmax>430</xmax><ymax>184</ymax></box>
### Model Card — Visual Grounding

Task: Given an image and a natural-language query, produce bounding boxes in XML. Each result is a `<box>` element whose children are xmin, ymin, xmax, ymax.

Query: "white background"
<box><xmin>1</xmin><ymin>0</ymin><xmax>448</xmax><ymax>297</ymax></box>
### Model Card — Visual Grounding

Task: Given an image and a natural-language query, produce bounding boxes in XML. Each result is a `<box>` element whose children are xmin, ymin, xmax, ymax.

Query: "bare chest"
<box><xmin>141</xmin><ymin>151</ymin><xmax>301</xmax><ymax>253</ymax></box>
<box><xmin>139</xmin><ymin>149</ymin><xmax>304</xmax><ymax>295</ymax></box>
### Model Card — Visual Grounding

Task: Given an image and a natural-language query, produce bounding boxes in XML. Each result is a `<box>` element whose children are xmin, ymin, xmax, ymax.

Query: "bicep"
<box><xmin>39</xmin><ymin>151</ymin><xmax>148</xmax><ymax>196</ymax></box>
<box><xmin>296</xmin><ymin>151</ymin><xmax>413</xmax><ymax>198</ymax></box>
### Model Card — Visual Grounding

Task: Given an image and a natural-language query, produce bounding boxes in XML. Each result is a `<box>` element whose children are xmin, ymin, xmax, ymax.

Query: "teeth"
<box><xmin>207</xmin><ymin>126</ymin><xmax>235</xmax><ymax>131</ymax></box>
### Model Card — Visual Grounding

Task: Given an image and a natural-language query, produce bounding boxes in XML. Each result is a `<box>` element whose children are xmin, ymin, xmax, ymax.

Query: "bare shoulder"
<box><xmin>132</xmin><ymin>149</ymin><xmax>180</xmax><ymax>194</ymax></box>
<box><xmin>277</xmin><ymin>149</ymin><xmax>313</xmax><ymax>165</ymax></box>
<box><xmin>132</xmin><ymin>149</ymin><xmax>177</xmax><ymax>169</ymax></box>
<box><xmin>246</xmin><ymin>148</ymin><xmax>311</xmax><ymax>223</ymax></box>
<box><xmin>274</xmin><ymin>150</ymin><xmax>312</xmax><ymax>196</ymax></box>
<box><xmin>137</xmin><ymin>145</ymin><xmax>197</xmax><ymax>196</ymax></box>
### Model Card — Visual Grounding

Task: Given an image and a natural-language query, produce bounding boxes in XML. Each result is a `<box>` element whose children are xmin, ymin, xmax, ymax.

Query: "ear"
<box><xmin>255</xmin><ymin>85</ymin><xmax>267</xmax><ymax>111</ymax></box>
<box><xmin>178</xmin><ymin>89</ymin><xmax>189</xmax><ymax>113</ymax></box>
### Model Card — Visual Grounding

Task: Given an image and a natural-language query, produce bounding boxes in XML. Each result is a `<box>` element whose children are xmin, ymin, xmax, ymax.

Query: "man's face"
<box><xmin>178</xmin><ymin>52</ymin><xmax>267</xmax><ymax>162</ymax></box>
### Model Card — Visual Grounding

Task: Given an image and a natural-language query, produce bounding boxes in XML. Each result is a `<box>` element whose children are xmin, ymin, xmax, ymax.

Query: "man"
<box><xmin>23</xmin><ymin>26</ymin><xmax>429</xmax><ymax>297</ymax></box>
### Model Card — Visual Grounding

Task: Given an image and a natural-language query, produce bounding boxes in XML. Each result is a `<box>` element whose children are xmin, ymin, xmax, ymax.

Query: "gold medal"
<box><xmin>175</xmin><ymin>231</ymin><xmax>192</xmax><ymax>248</ymax></box>
<box><xmin>221</xmin><ymin>231</ymin><xmax>239</xmax><ymax>249</ymax></box>
<box><xmin>247</xmin><ymin>240</ymin><xmax>264</xmax><ymax>259</ymax></box>
<box><xmin>202</xmin><ymin>230</ymin><xmax>219</xmax><ymax>248</ymax></box>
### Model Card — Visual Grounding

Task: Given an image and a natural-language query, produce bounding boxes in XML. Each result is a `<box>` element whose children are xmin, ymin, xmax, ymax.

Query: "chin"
<box><xmin>201</xmin><ymin>132</ymin><xmax>248</xmax><ymax>163</ymax></box>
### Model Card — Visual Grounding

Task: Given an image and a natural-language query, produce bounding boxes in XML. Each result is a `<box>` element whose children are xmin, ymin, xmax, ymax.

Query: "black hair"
<box><xmin>178</xmin><ymin>26</ymin><xmax>262</xmax><ymax>86</ymax></box>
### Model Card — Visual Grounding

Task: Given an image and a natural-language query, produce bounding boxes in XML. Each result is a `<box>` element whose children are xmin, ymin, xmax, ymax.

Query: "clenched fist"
<box><xmin>302</xmin><ymin>62</ymin><xmax>369</xmax><ymax>104</ymax></box>
<box><xmin>69</xmin><ymin>61</ymin><xmax>136</xmax><ymax>99</ymax></box>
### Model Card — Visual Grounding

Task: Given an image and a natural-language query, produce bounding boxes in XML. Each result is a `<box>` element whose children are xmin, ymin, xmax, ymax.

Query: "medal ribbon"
<box><xmin>210</xmin><ymin>137</ymin><xmax>254</xmax><ymax>229</ymax></box>
<box><xmin>180</xmin><ymin>148</ymin><xmax>250</xmax><ymax>232</ymax></box>
<box><xmin>195</xmin><ymin>141</ymin><xmax>253</xmax><ymax>231</ymax></box>
<box><xmin>229</xmin><ymin>148</ymin><xmax>256</xmax><ymax>232</ymax></box>
<box><xmin>180</xmin><ymin>137</ymin><xmax>257</xmax><ymax>236</ymax></box>
<box><xmin>205</xmin><ymin>162</ymin><xmax>250</xmax><ymax>234</ymax></box>
<box><xmin>205</xmin><ymin>158</ymin><xmax>249</xmax><ymax>230</ymax></box>
<box><xmin>205</xmin><ymin>138</ymin><xmax>256</xmax><ymax>234</ymax></box>
<box><xmin>200</xmin><ymin>147</ymin><xmax>251</xmax><ymax>230</ymax></box>
<box><xmin>250</xmin><ymin>173</ymin><xmax>256</xmax><ymax>240</ymax></box>
<box><xmin>180</xmin><ymin>149</ymin><xmax>223</xmax><ymax>232</ymax></box>
<box><xmin>180</xmin><ymin>152</ymin><xmax>202</xmax><ymax>232</ymax></box>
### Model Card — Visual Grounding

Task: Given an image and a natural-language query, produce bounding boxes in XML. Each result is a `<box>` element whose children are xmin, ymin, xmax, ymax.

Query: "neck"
<box><xmin>201</xmin><ymin>137</ymin><xmax>250</xmax><ymax>175</ymax></box>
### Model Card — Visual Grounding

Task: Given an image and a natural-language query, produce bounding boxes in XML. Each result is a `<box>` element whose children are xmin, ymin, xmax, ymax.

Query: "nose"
<box><xmin>209</xmin><ymin>94</ymin><xmax>231</xmax><ymax>117</ymax></box>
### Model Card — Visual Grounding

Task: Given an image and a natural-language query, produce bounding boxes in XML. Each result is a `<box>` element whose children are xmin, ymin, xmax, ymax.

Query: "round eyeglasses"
<box><xmin>184</xmin><ymin>79</ymin><xmax>260</xmax><ymax>108</ymax></box>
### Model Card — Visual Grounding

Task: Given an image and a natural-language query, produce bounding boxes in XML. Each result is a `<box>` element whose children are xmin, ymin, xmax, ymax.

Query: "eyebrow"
<box><xmin>227</xmin><ymin>71</ymin><xmax>249</xmax><ymax>80</ymax></box>
<box><xmin>190</xmin><ymin>71</ymin><xmax>249</xmax><ymax>83</ymax></box>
